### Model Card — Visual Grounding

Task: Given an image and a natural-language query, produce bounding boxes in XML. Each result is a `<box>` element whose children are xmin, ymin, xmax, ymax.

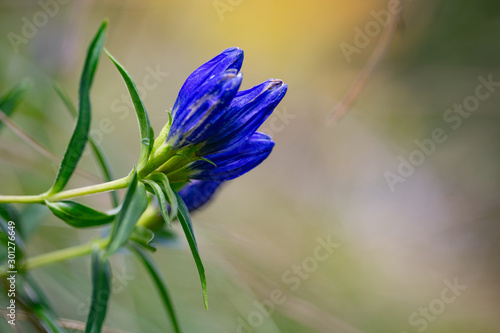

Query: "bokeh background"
<box><xmin>1</xmin><ymin>0</ymin><xmax>500</xmax><ymax>332</ymax></box>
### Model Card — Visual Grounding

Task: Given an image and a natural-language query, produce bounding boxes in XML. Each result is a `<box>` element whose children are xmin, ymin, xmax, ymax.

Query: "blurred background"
<box><xmin>1</xmin><ymin>0</ymin><xmax>500</xmax><ymax>332</ymax></box>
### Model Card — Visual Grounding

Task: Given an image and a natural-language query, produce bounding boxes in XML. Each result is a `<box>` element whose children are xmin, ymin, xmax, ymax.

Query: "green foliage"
<box><xmin>45</xmin><ymin>200</ymin><xmax>116</xmax><ymax>228</ymax></box>
<box><xmin>106</xmin><ymin>50</ymin><xmax>154</xmax><ymax>170</ymax></box>
<box><xmin>0</xmin><ymin>79</ymin><xmax>31</xmax><ymax>131</ymax></box>
<box><xmin>0</xmin><ymin>19</ymin><xmax>210</xmax><ymax>332</ymax></box>
<box><xmin>130</xmin><ymin>244</ymin><xmax>182</xmax><ymax>333</ymax></box>
<box><xmin>175</xmin><ymin>192</ymin><xmax>208</xmax><ymax>309</ymax></box>
<box><xmin>53</xmin><ymin>84</ymin><xmax>119</xmax><ymax>207</ymax></box>
<box><xmin>49</xmin><ymin>20</ymin><xmax>107</xmax><ymax>195</ymax></box>
<box><xmin>106</xmin><ymin>171</ymin><xmax>148</xmax><ymax>257</ymax></box>
<box><xmin>22</xmin><ymin>275</ymin><xmax>67</xmax><ymax>333</ymax></box>
<box><xmin>85</xmin><ymin>248</ymin><xmax>112</xmax><ymax>333</ymax></box>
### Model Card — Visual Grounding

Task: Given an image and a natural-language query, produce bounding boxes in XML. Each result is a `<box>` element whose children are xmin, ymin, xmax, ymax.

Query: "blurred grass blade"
<box><xmin>0</xmin><ymin>203</ymin><xmax>23</xmax><ymax>237</ymax></box>
<box><xmin>174</xmin><ymin>192</ymin><xmax>207</xmax><ymax>309</ymax></box>
<box><xmin>23</xmin><ymin>275</ymin><xmax>67</xmax><ymax>333</ymax></box>
<box><xmin>0</xmin><ymin>79</ymin><xmax>31</xmax><ymax>131</ymax></box>
<box><xmin>149</xmin><ymin>172</ymin><xmax>178</xmax><ymax>223</ymax></box>
<box><xmin>106</xmin><ymin>171</ymin><xmax>148</xmax><ymax>257</ymax></box>
<box><xmin>0</xmin><ymin>209</ymin><xmax>64</xmax><ymax>332</ymax></box>
<box><xmin>143</xmin><ymin>179</ymin><xmax>172</xmax><ymax>228</ymax></box>
<box><xmin>130</xmin><ymin>244</ymin><xmax>181</xmax><ymax>333</ymax></box>
<box><xmin>46</xmin><ymin>200</ymin><xmax>116</xmax><ymax>228</ymax></box>
<box><xmin>105</xmin><ymin>49</ymin><xmax>153</xmax><ymax>170</ymax></box>
<box><xmin>49</xmin><ymin>20</ymin><xmax>107</xmax><ymax>194</ymax></box>
<box><xmin>53</xmin><ymin>84</ymin><xmax>119</xmax><ymax>207</ymax></box>
<box><xmin>0</xmin><ymin>216</ymin><xmax>25</xmax><ymax>262</ymax></box>
<box><xmin>85</xmin><ymin>248</ymin><xmax>112</xmax><ymax>333</ymax></box>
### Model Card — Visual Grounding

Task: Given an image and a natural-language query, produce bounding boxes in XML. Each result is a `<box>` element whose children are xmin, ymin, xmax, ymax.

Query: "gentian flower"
<box><xmin>141</xmin><ymin>47</ymin><xmax>287</xmax><ymax>209</ymax></box>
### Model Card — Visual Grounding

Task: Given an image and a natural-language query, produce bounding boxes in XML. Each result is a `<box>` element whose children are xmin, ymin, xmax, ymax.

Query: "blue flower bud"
<box><xmin>197</xmin><ymin>79</ymin><xmax>287</xmax><ymax>156</ymax></box>
<box><xmin>167</xmin><ymin>71</ymin><xmax>243</xmax><ymax>148</ymax></box>
<box><xmin>140</xmin><ymin>48</ymin><xmax>286</xmax><ymax>190</ymax></box>
<box><xmin>172</xmin><ymin>47</ymin><xmax>244</xmax><ymax>117</ymax></box>
<box><xmin>187</xmin><ymin>132</ymin><xmax>274</xmax><ymax>181</ymax></box>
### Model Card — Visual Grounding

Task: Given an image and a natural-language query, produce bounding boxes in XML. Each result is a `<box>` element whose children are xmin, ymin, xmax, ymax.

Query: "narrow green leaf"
<box><xmin>174</xmin><ymin>192</ymin><xmax>207</xmax><ymax>309</ymax></box>
<box><xmin>49</xmin><ymin>20</ymin><xmax>107</xmax><ymax>194</ymax></box>
<box><xmin>53</xmin><ymin>84</ymin><xmax>119</xmax><ymax>207</ymax></box>
<box><xmin>130</xmin><ymin>244</ymin><xmax>182</xmax><ymax>333</ymax></box>
<box><xmin>106</xmin><ymin>171</ymin><xmax>148</xmax><ymax>257</ymax></box>
<box><xmin>45</xmin><ymin>200</ymin><xmax>115</xmax><ymax>228</ymax></box>
<box><xmin>0</xmin><ymin>79</ymin><xmax>31</xmax><ymax>131</ymax></box>
<box><xmin>149</xmin><ymin>172</ymin><xmax>178</xmax><ymax>223</ymax></box>
<box><xmin>85</xmin><ymin>248</ymin><xmax>112</xmax><ymax>333</ymax></box>
<box><xmin>143</xmin><ymin>179</ymin><xmax>172</xmax><ymax>228</ymax></box>
<box><xmin>105</xmin><ymin>50</ymin><xmax>153</xmax><ymax>169</ymax></box>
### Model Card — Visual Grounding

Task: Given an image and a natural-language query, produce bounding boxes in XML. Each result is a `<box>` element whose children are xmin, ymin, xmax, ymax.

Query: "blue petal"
<box><xmin>178</xmin><ymin>180</ymin><xmax>223</xmax><ymax>212</ymax></box>
<box><xmin>189</xmin><ymin>132</ymin><xmax>274</xmax><ymax>181</ymax></box>
<box><xmin>167</xmin><ymin>71</ymin><xmax>243</xmax><ymax>148</ymax></box>
<box><xmin>172</xmin><ymin>47</ymin><xmax>244</xmax><ymax>117</ymax></box>
<box><xmin>198</xmin><ymin>79</ymin><xmax>287</xmax><ymax>156</ymax></box>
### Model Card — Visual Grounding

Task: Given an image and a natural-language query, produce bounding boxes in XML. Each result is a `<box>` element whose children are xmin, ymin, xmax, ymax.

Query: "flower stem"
<box><xmin>0</xmin><ymin>194</ymin><xmax>45</xmax><ymax>204</ymax></box>
<box><xmin>0</xmin><ymin>172</ymin><xmax>133</xmax><ymax>204</ymax></box>
<box><xmin>23</xmin><ymin>238</ymin><xmax>109</xmax><ymax>271</ymax></box>
<box><xmin>47</xmin><ymin>175</ymin><xmax>131</xmax><ymax>202</ymax></box>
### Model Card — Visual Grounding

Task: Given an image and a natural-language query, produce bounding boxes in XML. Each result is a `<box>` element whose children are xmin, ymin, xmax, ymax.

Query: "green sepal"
<box><xmin>151</xmin><ymin>111</ymin><xmax>172</xmax><ymax>154</ymax></box>
<box><xmin>148</xmin><ymin>172</ymin><xmax>178</xmax><ymax>223</ymax></box>
<box><xmin>143</xmin><ymin>179</ymin><xmax>172</xmax><ymax>228</ymax></box>
<box><xmin>198</xmin><ymin>157</ymin><xmax>217</xmax><ymax>167</ymax></box>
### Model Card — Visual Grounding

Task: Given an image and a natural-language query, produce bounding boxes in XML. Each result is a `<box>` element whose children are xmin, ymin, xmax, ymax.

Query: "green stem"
<box><xmin>0</xmin><ymin>194</ymin><xmax>45</xmax><ymax>204</ymax></box>
<box><xmin>0</xmin><ymin>173</ymin><xmax>133</xmax><ymax>204</ymax></box>
<box><xmin>47</xmin><ymin>175</ymin><xmax>131</xmax><ymax>202</ymax></box>
<box><xmin>23</xmin><ymin>238</ymin><xmax>109</xmax><ymax>271</ymax></box>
